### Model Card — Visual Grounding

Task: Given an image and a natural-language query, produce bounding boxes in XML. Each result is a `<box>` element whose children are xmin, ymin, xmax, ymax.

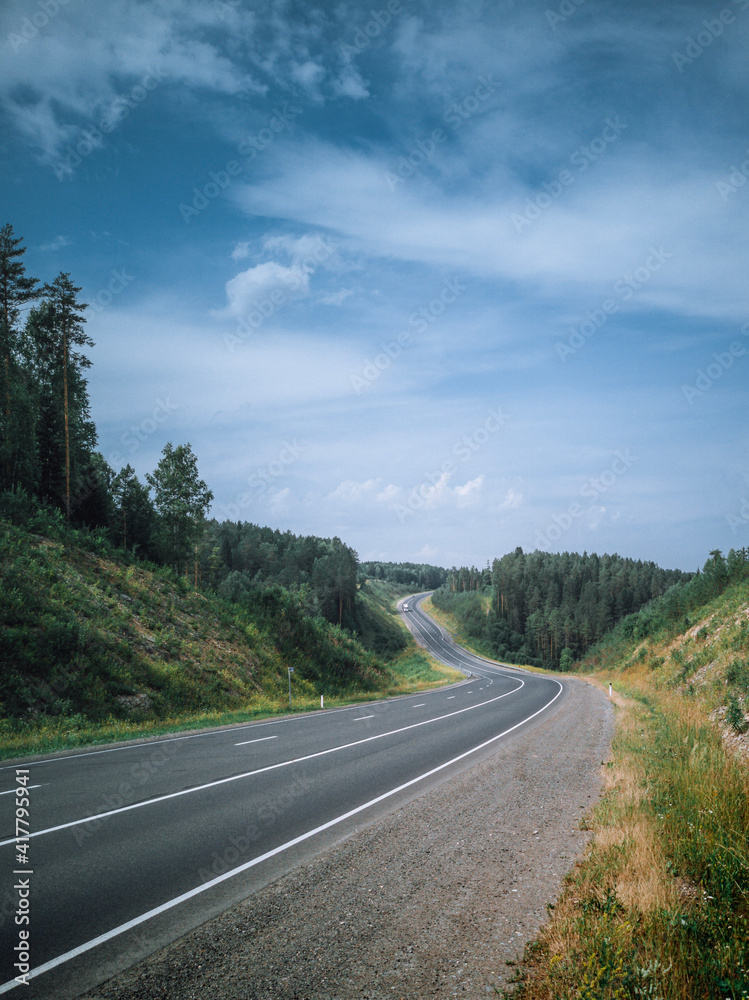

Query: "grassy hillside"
<box><xmin>0</xmin><ymin>521</ymin><xmax>460</xmax><ymax>759</ymax></box>
<box><xmin>502</xmin><ymin>579</ymin><xmax>749</xmax><ymax>1000</ymax></box>
<box><xmin>354</xmin><ymin>577</ymin><xmax>414</xmax><ymax>658</ymax></box>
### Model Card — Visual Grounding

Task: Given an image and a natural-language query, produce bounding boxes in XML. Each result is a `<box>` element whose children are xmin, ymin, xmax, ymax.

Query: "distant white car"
<box><xmin>403</xmin><ymin>603</ymin><xmax>409</xmax><ymax>611</ymax></box>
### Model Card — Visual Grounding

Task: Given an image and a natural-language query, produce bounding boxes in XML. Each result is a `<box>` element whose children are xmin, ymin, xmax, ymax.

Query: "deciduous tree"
<box><xmin>147</xmin><ymin>443</ymin><xmax>213</xmax><ymax>575</ymax></box>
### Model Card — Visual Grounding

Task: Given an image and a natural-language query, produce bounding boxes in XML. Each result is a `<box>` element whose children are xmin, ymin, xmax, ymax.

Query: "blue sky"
<box><xmin>2</xmin><ymin>0</ymin><xmax>748</xmax><ymax>572</ymax></box>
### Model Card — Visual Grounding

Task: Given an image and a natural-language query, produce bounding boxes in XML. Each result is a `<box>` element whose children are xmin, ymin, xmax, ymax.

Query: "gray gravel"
<box><xmin>83</xmin><ymin>678</ymin><xmax>612</xmax><ymax>999</ymax></box>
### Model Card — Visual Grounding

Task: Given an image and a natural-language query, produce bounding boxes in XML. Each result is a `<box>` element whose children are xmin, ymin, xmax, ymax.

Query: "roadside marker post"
<box><xmin>288</xmin><ymin>667</ymin><xmax>294</xmax><ymax>709</ymax></box>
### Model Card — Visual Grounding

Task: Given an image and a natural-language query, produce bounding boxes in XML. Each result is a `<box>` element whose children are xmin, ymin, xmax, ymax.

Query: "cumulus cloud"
<box><xmin>215</xmin><ymin>261</ymin><xmax>310</xmax><ymax>321</ymax></box>
<box><xmin>331</xmin><ymin>66</ymin><xmax>369</xmax><ymax>100</ymax></box>
<box><xmin>329</xmin><ymin>479</ymin><xmax>383</xmax><ymax>503</ymax></box>
<box><xmin>454</xmin><ymin>475</ymin><xmax>484</xmax><ymax>506</ymax></box>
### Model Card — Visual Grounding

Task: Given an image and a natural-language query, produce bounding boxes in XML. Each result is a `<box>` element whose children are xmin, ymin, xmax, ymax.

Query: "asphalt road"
<box><xmin>0</xmin><ymin>592</ymin><xmax>564</xmax><ymax>998</ymax></box>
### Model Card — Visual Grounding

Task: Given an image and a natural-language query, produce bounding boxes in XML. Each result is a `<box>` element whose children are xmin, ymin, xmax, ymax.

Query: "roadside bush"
<box><xmin>726</xmin><ymin>692</ymin><xmax>748</xmax><ymax>733</ymax></box>
<box><xmin>726</xmin><ymin>657</ymin><xmax>749</xmax><ymax>694</ymax></box>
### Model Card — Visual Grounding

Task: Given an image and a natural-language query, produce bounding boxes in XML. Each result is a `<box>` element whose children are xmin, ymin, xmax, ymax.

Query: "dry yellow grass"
<box><xmin>502</xmin><ymin>657</ymin><xmax>749</xmax><ymax>1000</ymax></box>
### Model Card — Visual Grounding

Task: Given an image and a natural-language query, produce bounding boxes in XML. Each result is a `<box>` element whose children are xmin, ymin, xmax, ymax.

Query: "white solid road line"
<box><xmin>0</xmin><ymin>677</ymin><xmax>562</xmax><ymax>994</ymax></box>
<box><xmin>353</xmin><ymin>715</ymin><xmax>375</xmax><ymax>721</ymax></box>
<box><xmin>0</xmin><ymin>683</ymin><xmax>524</xmax><ymax>849</ymax></box>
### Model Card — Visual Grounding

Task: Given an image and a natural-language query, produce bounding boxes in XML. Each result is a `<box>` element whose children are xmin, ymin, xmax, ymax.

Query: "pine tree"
<box><xmin>111</xmin><ymin>464</ymin><xmax>156</xmax><ymax>556</ymax></box>
<box><xmin>26</xmin><ymin>289</ymin><xmax>95</xmax><ymax>516</ymax></box>
<box><xmin>39</xmin><ymin>274</ymin><xmax>93</xmax><ymax>519</ymax></box>
<box><xmin>0</xmin><ymin>224</ymin><xmax>39</xmax><ymax>489</ymax></box>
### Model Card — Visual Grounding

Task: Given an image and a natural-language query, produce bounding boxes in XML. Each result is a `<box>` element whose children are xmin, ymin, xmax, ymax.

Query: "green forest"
<box><xmin>432</xmin><ymin>547</ymin><xmax>749</xmax><ymax>667</ymax></box>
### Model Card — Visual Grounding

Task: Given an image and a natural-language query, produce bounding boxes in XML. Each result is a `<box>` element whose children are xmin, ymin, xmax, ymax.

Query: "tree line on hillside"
<box><xmin>201</xmin><ymin>520</ymin><xmax>359</xmax><ymax>628</ymax></box>
<box><xmin>432</xmin><ymin>548</ymin><xmax>697</xmax><ymax>667</ymax></box>
<box><xmin>0</xmin><ymin>224</ymin><xmax>404</xmax><ymax>647</ymax></box>
<box><xmin>359</xmin><ymin>561</ymin><xmax>447</xmax><ymax>591</ymax></box>
<box><xmin>587</xmin><ymin>547</ymin><xmax>749</xmax><ymax>657</ymax></box>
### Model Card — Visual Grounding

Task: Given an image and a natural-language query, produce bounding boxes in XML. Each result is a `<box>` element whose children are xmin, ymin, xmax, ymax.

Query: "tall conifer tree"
<box><xmin>40</xmin><ymin>273</ymin><xmax>93</xmax><ymax>518</ymax></box>
<box><xmin>0</xmin><ymin>224</ymin><xmax>38</xmax><ymax>489</ymax></box>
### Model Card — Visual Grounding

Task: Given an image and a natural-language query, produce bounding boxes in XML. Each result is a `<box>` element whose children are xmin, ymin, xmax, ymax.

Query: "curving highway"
<box><xmin>0</xmin><ymin>592</ymin><xmax>565</xmax><ymax>998</ymax></box>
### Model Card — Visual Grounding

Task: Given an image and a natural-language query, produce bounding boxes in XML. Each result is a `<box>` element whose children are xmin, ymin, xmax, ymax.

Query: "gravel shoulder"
<box><xmin>83</xmin><ymin>678</ymin><xmax>613</xmax><ymax>1000</ymax></box>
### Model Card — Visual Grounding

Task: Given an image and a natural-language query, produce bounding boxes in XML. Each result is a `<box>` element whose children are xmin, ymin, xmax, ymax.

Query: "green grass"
<box><xmin>501</xmin><ymin>583</ymin><xmax>749</xmax><ymax>1000</ymax></box>
<box><xmin>421</xmin><ymin>596</ymin><xmax>547</xmax><ymax>673</ymax></box>
<box><xmin>385</xmin><ymin>649</ymin><xmax>464</xmax><ymax>687</ymax></box>
<box><xmin>0</xmin><ymin>657</ymin><xmax>464</xmax><ymax>761</ymax></box>
<box><xmin>0</xmin><ymin>523</ymin><xmax>464</xmax><ymax>760</ymax></box>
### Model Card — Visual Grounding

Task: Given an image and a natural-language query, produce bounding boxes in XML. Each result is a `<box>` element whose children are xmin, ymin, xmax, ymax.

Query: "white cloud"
<box><xmin>455</xmin><ymin>475</ymin><xmax>484</xmax><ymax>507</ymax></box>
<box><xmin>329</xmin><ymin>479</ymin><xmax>383</xmax><ymax>503</ymax></box>
<box><xmin>332</xmin><ymin>67</ymin><xmax>369</xmax><ymax>100</ymax></box>
<box><xmin>417</xmin><ymin>544</ymin><xmax>438</xmax><ymax>559</ymax></box>
<box><xmin>290</xmin><ymin>59</ymin><xmax>325</xmax><ymax>94</ymax></box>
<box><xmin>234</xmin><ymin>135</ymin><xmax>749</xmax><ymax>323</ymax></box>
<box><xmin>500</xmin><ymin>489</ymin><xmax>523</xmax><ymax>510</ymax></box>
<box><xmin>215</xmin><ymin>261</ymin><xmax>310</xmax><ymax>320</ymax></box>
<box><xmin>376</xmin><ymin>483</ymin><xmax>401</xmax><ymax>503</ymax></box>
<box><xmin>319</xmin><ymin>288</ymin><xmax>354</xmax><ymax>306</ymax></box>
<box><xmin>262</xmin><ymin>232</ymin><xmax>339</xmax><ymax>271</ymax></box>
<box><xmin>0</xmin><ymin>0</ymin><xmax>259</xmax><ymax>161</ymax></box>
<box><xmin>269</xmin><ymin>487</ymin><xmax>291</xmax><ymax>513</ymax></box>
<box><xmin>231</xmin><ymin>242</ymin><xmax>252</xmax><ymax>261</ymax></box>
<box><xmin>587</xmin><ymin>506</ymin><xmax>607</xmax><ymax>531</ymax></box>
<box><xmin>38</xmin><ymin>234</ymin><xmax>72</xmax><ymax>252</ymax></box>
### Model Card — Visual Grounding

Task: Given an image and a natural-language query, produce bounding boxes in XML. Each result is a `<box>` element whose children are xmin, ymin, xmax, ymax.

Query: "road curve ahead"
<box><xmin>0</xmin><ymin>593</ymin><xmax>565</xmax><ymax>999</ymax></box>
